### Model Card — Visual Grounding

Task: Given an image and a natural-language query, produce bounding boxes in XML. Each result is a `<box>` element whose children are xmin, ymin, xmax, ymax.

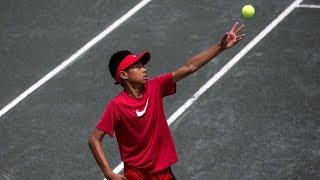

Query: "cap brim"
<box><xmin>137</xmin><ymin>51</ymin><xmax>151</xmax><ymax>65</ymax></box>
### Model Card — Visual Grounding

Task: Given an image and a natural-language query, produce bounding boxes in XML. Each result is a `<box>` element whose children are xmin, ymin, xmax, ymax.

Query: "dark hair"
<box><xmin>108</xmin><ymin>50</ymin><xmax>132</xmax><ymax>80</ymax></box>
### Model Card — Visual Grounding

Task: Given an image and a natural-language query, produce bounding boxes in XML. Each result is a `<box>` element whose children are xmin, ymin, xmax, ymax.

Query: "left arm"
<box><xmin>172</xmin><ymin>22</ymin><xmax>245</xmax><ymax>83</ymax></box>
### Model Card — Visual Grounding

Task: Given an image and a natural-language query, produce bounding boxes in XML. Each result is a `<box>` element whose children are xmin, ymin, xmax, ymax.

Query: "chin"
<box><xmin>142</xmin><ymin>78</ymin><xmax>148</xmax><ymax>83</ymax></box>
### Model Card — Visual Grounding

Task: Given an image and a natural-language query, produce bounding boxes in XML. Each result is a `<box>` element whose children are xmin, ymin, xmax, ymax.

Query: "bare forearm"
<box><xmin>88</xmin><ymin>138</ymin><xmax>113</xmax><ymax>178</ymax></box>
<box><xmin>172</xmin><ymin>22</ymin><xmax>245</xmax><ymax>83</ymax></box>
<box><xmin>172</xmin><ymin>43</ymin><xmax>225</xmax><ymax>83</ymax></box>
<box><xmin>185</xmin><ymin>43</ymin><xmax>225</xmax><ymax>72</ymax></box>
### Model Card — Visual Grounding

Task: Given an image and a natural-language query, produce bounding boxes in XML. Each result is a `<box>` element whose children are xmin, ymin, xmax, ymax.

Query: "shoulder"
<box><xmin>110</xmin><ymin>94</ymin><xmax>123</xmax><ymax>107</ymax></box>
<box><xmin>102</xmin><ymin>93</ymin><xmax>122</xmax><ymax>110</ymax></box>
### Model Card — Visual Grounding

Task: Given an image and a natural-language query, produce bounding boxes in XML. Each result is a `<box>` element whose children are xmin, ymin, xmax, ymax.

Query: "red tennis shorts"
<box><xmin>124</xmin><ymin>165</ymin><xmax>176</xmax><ymax>180</ymax></box>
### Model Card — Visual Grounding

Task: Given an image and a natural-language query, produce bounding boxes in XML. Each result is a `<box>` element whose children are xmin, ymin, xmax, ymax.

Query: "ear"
<box><xmin>119</xmin><ymin>71</ymin><xmax>128</xmax><ymax>80</ymax></box>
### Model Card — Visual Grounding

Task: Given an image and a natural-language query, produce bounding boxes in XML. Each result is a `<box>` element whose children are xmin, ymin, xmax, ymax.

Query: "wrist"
<box><xmin>105</xmin><ymin>168</ymin><xmax>114</xmax><ymax>179</ymax></box>
<box><xmin>218</xmin><ymin>43</ymin><xmax>227</xmax><ymax>51</ymax></box>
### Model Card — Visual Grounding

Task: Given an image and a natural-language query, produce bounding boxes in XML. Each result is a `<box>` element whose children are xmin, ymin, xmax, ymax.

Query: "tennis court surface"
<box><xmin>1</xmin><ymin>0</ymin><xmax>319</xmax><ymax>179</ymax></box>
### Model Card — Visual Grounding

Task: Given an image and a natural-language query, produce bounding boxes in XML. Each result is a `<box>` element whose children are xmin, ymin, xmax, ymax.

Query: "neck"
<box><xmin>123</xmin><ymin>82</ymin><xmax>145</xmax><ymax>99</ymax></box>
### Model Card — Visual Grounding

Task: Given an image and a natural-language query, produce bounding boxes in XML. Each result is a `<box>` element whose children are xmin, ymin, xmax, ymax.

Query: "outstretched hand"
<box><xmin>221</xmin><ymin>22</ymin><xmax>246</xmax><ymax>49</ymax></box>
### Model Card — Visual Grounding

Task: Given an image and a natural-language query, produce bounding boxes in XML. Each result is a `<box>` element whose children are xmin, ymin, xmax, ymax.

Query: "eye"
<box><xmin>129</xmin><ymin>62</ymin><xmax>144</xmax><ymax>70</ymax></box>
<box><xmin>135</xmin><ymin>63</ymin><xmax>143</xmax><ymax>69</ymax></box>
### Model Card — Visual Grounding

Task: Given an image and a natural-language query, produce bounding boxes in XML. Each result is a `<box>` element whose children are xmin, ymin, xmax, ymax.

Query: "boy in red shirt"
<box><xmin>89</xmin><ymin>22</ymin><xmax>245</xmax><ymax>180</ymax></box>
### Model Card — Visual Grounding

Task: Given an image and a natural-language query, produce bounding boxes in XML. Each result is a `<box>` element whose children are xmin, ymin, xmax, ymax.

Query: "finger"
<box><xmin>231</xmin><ymin>21</ymin><xmax>239</xmax><ymax>32</ymax></box>
<box><xmin>235</xmin><ymin>25</ymin><xmax>245</xmax><ymax>34</ymax></box>
<box><xmin>236</xmin><ymin>36</ymin><xmax>242</xmax><ymax>41</ymax></box>
<box><xmin>235</xmin><ymin>37</ymin><xmax>243</xmax><ymax>44</ymax></box>
<box><xmin>237</xmin><ymin>34</ymin><xmax>246</xmax><ymax>38</ymax></box>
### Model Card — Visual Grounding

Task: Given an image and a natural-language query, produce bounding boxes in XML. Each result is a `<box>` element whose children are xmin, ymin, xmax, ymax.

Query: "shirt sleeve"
<box><xmin>154</xmin><ymin>72</ymin><xmax>176</xmax><ymax>97</ymax></box>
<box><xmin>96</xmin><ymin>100</ymin><xmax>119</xmax><ymax>137</ymax></box>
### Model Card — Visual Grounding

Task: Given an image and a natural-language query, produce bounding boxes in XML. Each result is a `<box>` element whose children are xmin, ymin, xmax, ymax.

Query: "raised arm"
<box><xmin>172</xmin><ymin>22</ymin><xmax>245</xmax><ymax>83</ymax></box>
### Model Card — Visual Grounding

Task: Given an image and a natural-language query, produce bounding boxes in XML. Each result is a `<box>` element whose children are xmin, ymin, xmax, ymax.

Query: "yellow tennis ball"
<box><xmin>242</xmin><ymin>5</ymin><xmax>255</xmax><ymax>18</ymax></box>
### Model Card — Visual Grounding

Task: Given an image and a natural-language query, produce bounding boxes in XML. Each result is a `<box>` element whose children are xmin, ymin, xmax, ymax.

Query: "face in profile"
<box><xmin>120</xmin><ymin>61</ymin><xmax>148</xmax><ymax>85</ymax></box>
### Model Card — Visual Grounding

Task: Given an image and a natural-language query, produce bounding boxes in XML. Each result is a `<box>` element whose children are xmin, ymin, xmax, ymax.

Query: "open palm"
<box><xmin>221</xmin><ymin>22</ymin><xmax>246</xmax><ymax>49</ymax></box>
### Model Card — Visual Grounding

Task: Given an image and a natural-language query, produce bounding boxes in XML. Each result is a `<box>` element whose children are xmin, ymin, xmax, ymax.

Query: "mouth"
<box><xmin>144</xmin><ymin>74</ymin><xmax>148</xmax><ymax>80</ymax></box>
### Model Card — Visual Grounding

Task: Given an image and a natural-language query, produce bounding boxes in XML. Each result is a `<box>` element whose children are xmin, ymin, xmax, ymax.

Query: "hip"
<box><xmin>124</xmin><ymin>165</ymin><xmax>176</xmax><ymax>180</ymax></box>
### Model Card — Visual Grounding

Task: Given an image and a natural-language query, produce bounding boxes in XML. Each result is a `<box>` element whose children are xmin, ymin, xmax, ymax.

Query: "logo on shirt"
<box><xmin>136</xmin><ymin>98</ymin><xmax>149</xmax><ymax>117</ymax></box>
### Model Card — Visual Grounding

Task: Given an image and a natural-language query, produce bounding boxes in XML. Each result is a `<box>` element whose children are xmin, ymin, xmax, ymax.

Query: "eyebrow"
<box><xmin>127</xmin><ymin>62</ymin><xmax>143</xmax><ymax>69</ymax></box>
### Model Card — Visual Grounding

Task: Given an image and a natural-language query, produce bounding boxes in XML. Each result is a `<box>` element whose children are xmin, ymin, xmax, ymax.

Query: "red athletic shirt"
<box><xmin>96</xmin><ymin>73</ymin><xmax>178</xmax><ymax>173</ymax></box>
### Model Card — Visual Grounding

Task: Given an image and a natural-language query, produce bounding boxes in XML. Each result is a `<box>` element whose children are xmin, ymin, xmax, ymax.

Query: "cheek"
<box><xmin>128</xmin><ymin>70</ymin><xmax>142</xmax><ymax>79</ymax></box>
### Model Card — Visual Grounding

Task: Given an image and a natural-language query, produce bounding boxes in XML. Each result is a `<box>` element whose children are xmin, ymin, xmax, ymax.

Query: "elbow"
<box><xmin>88</xmin><ymin>134</ymin><xmax>98</xmax><ymax>147</ymax></box>
<box><xmin>88</xmin><ymin>129</ymin><xmax>105</xmax><ymax>147</ymax></box>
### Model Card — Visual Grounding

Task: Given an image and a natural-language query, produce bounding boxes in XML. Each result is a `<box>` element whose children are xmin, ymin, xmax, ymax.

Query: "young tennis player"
<box><xmin>89</xmin><ymin>22</ymin><xmax>245</xmax><ymax>180</ymax></box>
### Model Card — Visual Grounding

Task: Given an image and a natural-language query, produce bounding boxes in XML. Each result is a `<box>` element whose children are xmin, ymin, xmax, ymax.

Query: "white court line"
<box><xmin>109</xmin><ymin>0</ymin><xmax>303</xmax><ymax>178</ymax></box>
<box><xmin>297</xmin><ymin>4</ymin><xmax>320</xmax><ymax>8</ymax></box>
<box><xmin>0</xmin><ymin>0</ymin><xmax>152</xmax><ymax>118</ymax></box>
